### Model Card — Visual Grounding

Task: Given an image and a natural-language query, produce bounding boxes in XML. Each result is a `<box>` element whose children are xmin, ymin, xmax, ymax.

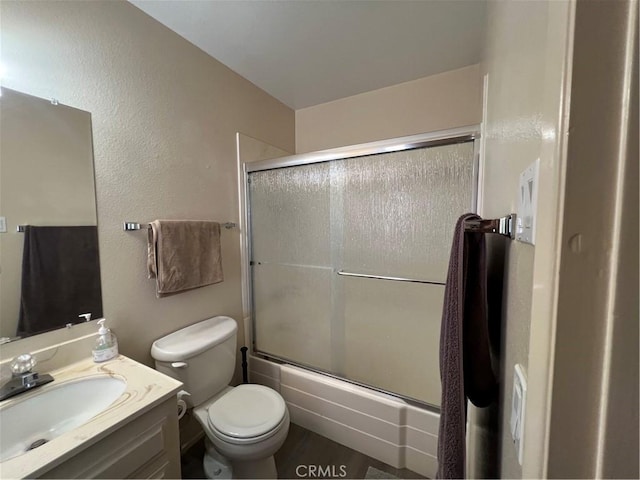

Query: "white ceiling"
<box><xmin>130</xmin><ymin>0</ymin><xmax>486</xmax><ymax>110</ymax></box>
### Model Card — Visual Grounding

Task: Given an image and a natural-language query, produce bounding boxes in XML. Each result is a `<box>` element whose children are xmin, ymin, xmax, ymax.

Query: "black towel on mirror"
<box><xmin>17</xmin><ymin>226</ymin><xmax>103</xmax><ymax>336</ymax></box>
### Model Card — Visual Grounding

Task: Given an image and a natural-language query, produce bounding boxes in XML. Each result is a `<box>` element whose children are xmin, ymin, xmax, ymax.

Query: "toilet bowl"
<box><xmin>151</xmin><ymin>316</ymin><xmax>290</xmax><ymax>479</ymax></box>
<box><xmin>194</xmin><ymin>385</ymin><xmax>290</xmax><ymax>479</ymax></box>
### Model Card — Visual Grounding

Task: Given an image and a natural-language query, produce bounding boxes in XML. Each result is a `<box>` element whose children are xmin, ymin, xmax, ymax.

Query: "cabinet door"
<box><xmin>40</xmin><ymin>398</ymin><xmax>180</xmax><ymax>479</ymax></box>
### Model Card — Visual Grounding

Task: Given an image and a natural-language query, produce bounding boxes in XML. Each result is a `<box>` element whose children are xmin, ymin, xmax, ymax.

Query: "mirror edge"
<box><xmin>0</xmin><ymin>318</ymin><xmax>102</xmax><ymax>362</ymax></box>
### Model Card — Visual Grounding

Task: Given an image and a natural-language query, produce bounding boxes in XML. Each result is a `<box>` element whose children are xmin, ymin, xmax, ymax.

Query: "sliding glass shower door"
<box><xmin>248</xmin><ymin>138</ymin><xmax>476</xmax><ymax>406</ymax></box>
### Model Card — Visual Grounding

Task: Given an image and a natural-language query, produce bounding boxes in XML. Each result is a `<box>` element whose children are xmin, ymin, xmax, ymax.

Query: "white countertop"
<box><xmin>0</xmin><ymin>355</ymin><xmax>182</xmax><ymax>479</ymax></box>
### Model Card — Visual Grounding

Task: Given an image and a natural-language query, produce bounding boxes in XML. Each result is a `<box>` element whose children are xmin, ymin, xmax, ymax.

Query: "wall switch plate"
<box><xmin>0</xmin><ymin>216</ymin><xmax>6</xmax><ymax>233</ymax></box>
<box><xmin>511</xmin><ymin>364</ymin><xmax>527</xmax><ymax>465</ymax></box>
<box><xmin>516</xmin><ymin>159</ymin><xmax>539</xmax><ymax>244</ymax></box>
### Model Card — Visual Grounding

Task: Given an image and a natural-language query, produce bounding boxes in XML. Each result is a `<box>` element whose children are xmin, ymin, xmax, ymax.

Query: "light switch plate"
<box><xmin>0</xmin><ymin>216</ymin><xmax>6</xmax><ymax>233</ymax></box>
<box><xmin>511</xmin><ymin>364</ymin><xmax>527</xmax><ymax>465</ymax></box>
<box><xmin>516</xmin><ymin>159</ymin><xmax>539</xmax><ymax>244</ymax></box>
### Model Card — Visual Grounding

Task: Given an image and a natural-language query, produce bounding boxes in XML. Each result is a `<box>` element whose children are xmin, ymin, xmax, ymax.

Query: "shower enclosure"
<box><xmin>244</xmin><ymin>128</ymin><xmax>478</xmax><ymax>407</ymax></box>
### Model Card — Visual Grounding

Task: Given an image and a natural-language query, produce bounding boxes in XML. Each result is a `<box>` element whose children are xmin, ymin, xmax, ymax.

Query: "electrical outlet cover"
<box><xmin>516</xmin><ymin>159</ymin><xmax>539</xmax><ymax>244</ymax></box>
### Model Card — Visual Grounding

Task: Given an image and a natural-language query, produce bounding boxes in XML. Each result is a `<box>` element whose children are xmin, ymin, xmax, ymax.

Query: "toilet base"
<box><xmin>203</xmin><ymin>437</ymin><xmax>277</xmax><ymax>479</ymax></box>
<box><xmin>202</xmin><ymin>441</ymin><xmax>233</xmax><ymax>479</ymax></box>
<box><xmin>231</xmin><ymin>456</ymin><xmax>277</xmax><ymax>479</ymax></box>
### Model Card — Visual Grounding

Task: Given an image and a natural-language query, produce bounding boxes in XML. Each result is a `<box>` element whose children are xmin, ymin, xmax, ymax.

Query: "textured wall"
<box><xmin>0</xmin><ymin>0</ymin><xmax>295</xmax><ymax>365</ymax></box>
<box><xmin>480</xmin><ymin>1</ymin><xmax>572</xmax><ymax>478</ymax></box>
<box><xmin>295</xmin><ymin>64</ymin><xmax>481</xmax><ymax>153</ymax></box>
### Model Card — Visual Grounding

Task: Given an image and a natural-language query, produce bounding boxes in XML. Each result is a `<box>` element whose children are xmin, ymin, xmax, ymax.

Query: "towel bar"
<box><xmin>337</xmin><ymin>270</ymin><xmax>445</xmax><ymax>286</ymax></box>
<box><xmin>464</xmin><ymin>214</ymin><xmax>516</xmax><ymax>238</ymax></box>
<box><xmin>123</xmin><ymin>221</ymin><xmax>237</xmax><ymax>231</ymax></box>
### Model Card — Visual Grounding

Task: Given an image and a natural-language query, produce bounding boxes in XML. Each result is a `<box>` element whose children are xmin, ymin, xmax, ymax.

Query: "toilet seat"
<box><xmin>208</xmin><ymin>410</ymin><xmax>289</xmax><ymax>446</ymax></box>
<box><xmin>206</xmin><ymin>384</ymin><xmax>287</xmax><ymax>444</ymax></box>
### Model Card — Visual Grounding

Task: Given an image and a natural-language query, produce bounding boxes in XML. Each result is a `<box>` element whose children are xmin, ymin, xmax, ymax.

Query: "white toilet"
<box><xmin>151</xmin><ymin>316</ymin><xmax>290</xmax><ymax>479</ymax></box>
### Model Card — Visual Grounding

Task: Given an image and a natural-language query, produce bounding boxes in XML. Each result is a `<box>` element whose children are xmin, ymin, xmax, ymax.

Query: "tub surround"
<box><xmin>0</xmin><ymin>355</ymin><xmax>182</xmax><ymax>479</ymax></box>
<box><xmin>250</xmin><ymin>356</ymin><xmax>438</xmax><ymax>478</ymax></box>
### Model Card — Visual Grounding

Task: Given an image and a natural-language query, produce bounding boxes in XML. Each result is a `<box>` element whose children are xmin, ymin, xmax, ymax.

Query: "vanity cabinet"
<box><xmin>37</xmin><ymin>397</ymin><xmax>181</xmax><ymax>479</ymax></box>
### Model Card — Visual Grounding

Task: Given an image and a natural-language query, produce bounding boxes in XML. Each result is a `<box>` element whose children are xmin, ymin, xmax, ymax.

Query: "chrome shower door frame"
<box><xmin>239</xmin><ymin>125</ymin><xmax>481</xmax><ymax>405</ymax></box>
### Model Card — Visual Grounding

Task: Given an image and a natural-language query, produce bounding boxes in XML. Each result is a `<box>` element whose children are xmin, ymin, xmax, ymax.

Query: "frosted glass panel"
<box><xmin>253</xmin><ymin>264</ymin><xmax>333</xmax><ymax>371</ymax></box>
<box><xmin>249</xmin><ymin>140</ymin><xmax>476</xmax><ymax>406</ymax></box>
<box><xmin>250</xmin><ymin>163</ymin><xmax>330</xmax><ymax>266</ymax></box>
<box><xmin>342</xmin><ymin>277</ymin><xmax>444</xmax><ymax>405</ymax></box>
<box><xmin>341</xmin><ymin>143</ymin><xmax>475</xmax><ymax>282</ymax></box>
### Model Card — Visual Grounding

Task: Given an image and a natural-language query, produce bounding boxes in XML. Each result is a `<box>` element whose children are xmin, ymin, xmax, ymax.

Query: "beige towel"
<box><xmin>147</xmin><ymin>220</ymin><xmax>223</xmax><ymax>297</ymax></box>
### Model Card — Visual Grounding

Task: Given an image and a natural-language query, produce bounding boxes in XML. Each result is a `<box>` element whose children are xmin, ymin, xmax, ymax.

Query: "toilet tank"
<box><xmin>151</xmin><ymin>316</ymin><xmax>237</xmax><ymax>407</ymax></box>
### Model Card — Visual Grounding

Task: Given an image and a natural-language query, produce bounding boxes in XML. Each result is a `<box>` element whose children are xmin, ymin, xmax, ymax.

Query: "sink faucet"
<box><xmin>0</xmin><ymin>354</ymin><xmax>54</xmax><ymax>402</ymax></box>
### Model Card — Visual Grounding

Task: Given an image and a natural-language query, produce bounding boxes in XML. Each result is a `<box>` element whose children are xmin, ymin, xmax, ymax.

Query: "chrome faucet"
<box><xmin>0</xmin><ymin>354</ymin><xmax>54</xmax><ymax>401</ymax></box>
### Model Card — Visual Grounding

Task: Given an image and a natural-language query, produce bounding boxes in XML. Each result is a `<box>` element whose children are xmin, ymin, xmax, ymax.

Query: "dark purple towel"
<box><xmin>17</xmin><ymin>226</ymin><xmax>103</xmax><ymax>336</ymax></box>
<box><xmin>437</xmin><ymin>213</ymin><xmax>497</xmax><ymax>479</ymax></box>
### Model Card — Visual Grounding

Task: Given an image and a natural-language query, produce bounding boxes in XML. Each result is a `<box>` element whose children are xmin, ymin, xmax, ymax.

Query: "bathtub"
<box><xmin>249</xmin><ymin>355</ymin><xmax>439</xmax><ymax>478</ymax></box>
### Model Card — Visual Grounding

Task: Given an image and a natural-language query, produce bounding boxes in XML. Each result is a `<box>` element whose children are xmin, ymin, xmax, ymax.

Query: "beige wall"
<box><xmin>478</xmin><ymin>1</ymin><xmax>573</xmax><ymax>478</ymax></box>
<box><xmin>548</xmin><ymin>0</ymin><xmax>639</xmax><ymax>477</ymax></box>
<box><xmin>0</xmin><ymin>89</ymin><xmax>97</xmax><ymax>337</ymax></box>
<box><xmin>0</xmin><ymin>0</ymin><xmax>295</xmax><ymax>366</ymax></box>
<box><xmin>480</xmin><ymin>1</ymin><xmax>640</xmax><ymax>478</ymax></box>
<box><xmin>295</xmin><ymin>64</ymin><xmax>481</xmax><ymax>153</ymax></box>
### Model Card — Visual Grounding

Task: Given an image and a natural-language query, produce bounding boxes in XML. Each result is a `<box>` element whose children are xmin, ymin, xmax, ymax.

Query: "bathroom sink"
<box><xmin>0</xmin><ymin>375</ymin><xmax>126</xmax><ymax>462</ymax></box>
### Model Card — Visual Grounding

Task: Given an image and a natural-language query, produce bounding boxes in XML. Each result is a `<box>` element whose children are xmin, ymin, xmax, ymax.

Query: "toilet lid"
<box><xmin>207</xmin><ymin>384</ymin><xmax>286</xmax><ymax>439</ymax></box>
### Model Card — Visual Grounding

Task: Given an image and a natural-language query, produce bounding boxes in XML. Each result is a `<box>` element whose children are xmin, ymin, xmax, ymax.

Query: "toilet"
<box><xmin>151</xmin><ymin>316</ymin><xmax>289</xmax><ymax>479</ymax></box>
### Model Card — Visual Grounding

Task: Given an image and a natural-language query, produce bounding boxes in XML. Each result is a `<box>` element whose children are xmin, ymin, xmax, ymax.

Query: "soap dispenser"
<box><xmin>92</xmin><ymin>319</ymin><xmax>119</xmax><ymax>363</ymax></box>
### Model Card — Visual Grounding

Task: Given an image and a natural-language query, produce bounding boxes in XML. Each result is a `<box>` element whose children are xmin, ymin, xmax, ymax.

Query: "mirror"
<box><xmin>0</xmin><ymin>87</ymin><xmax>102</xmax><ymax>342</ymax></box>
